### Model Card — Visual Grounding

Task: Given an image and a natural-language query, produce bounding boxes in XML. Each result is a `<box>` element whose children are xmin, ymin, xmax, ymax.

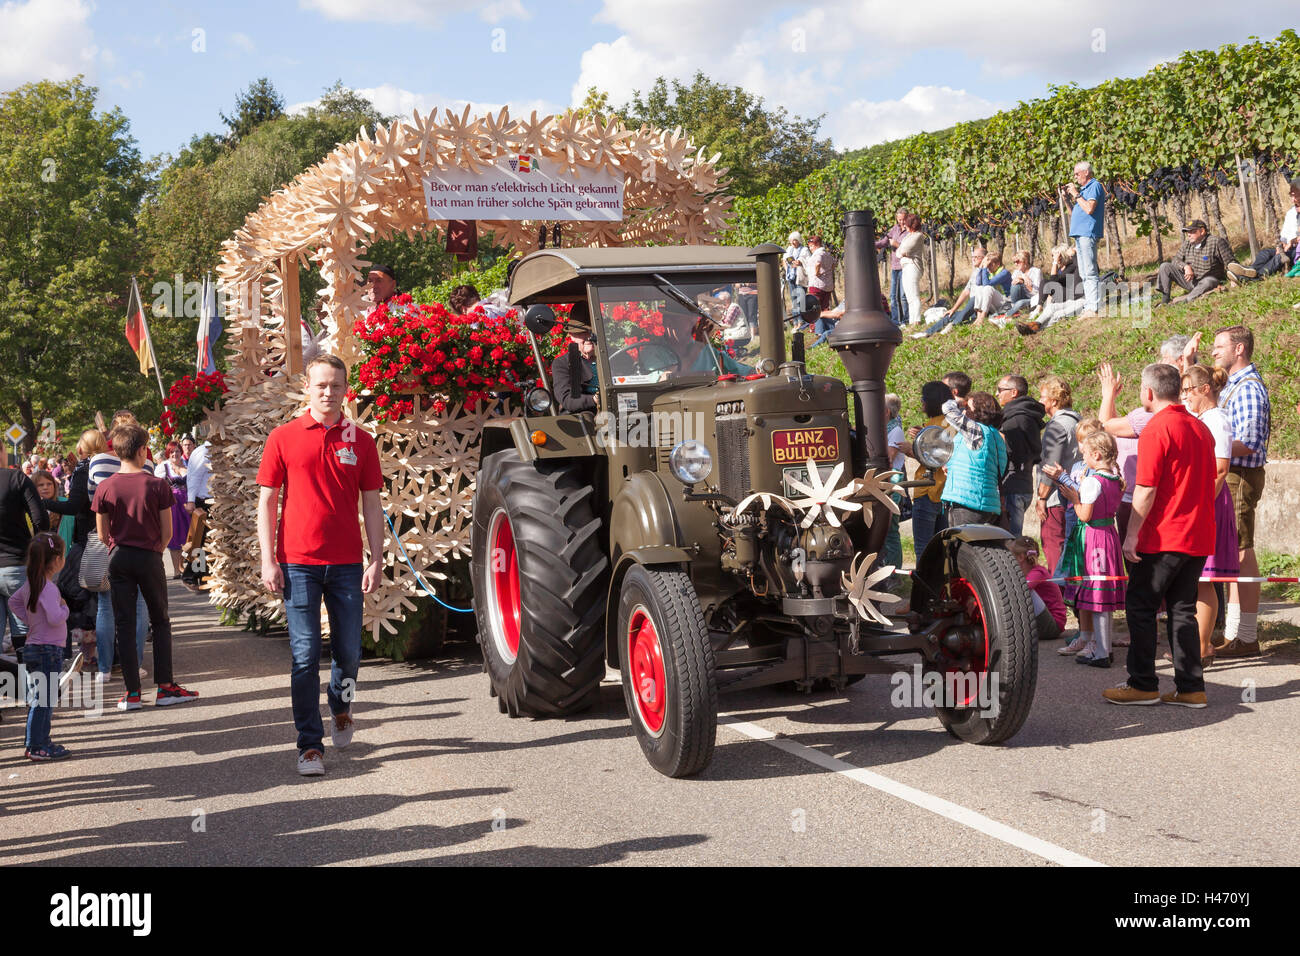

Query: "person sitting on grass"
<box><xmin>1006</xmin><ymin>536</ymin><xmax>1067</xmax><ymax>643</ymax></box>
<box><xmin>913</xmin><ymin>248</ymin><xmax>990</xmax><ymax>337</ymax></box>
<box><xmin>1154</xmin><ymin>220</ymin><xmax>1233</xmax><ymax>306</ymax></box>
<box><xmin>1228</xmin><ymin>177</ymin><xmax>1299</xmax><ymax>283</ymax></box>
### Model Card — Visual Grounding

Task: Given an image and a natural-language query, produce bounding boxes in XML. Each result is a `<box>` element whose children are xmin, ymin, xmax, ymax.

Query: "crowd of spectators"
<box><xmin>889</xmin><ymin>323</ymin><xmax>1274</xmax><ymax>706</ymax></box>
<box><xmin>775</xmin><ymin>165</ymin><xmax>1299</xmax><ymax>340</ymax></box>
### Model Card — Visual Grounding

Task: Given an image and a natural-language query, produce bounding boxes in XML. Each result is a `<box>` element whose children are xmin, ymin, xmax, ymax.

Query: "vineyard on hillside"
<box><xmin>726</xmin><ymin>30</ymin><xmax>1300</xmax><ymax>288</ymax></box>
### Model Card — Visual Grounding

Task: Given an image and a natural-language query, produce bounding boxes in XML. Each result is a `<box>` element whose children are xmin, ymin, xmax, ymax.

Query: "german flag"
<box><xmin>124</xmin><ymin>276</ymin><xmax>156</xmax><ymax>375</ymax></box>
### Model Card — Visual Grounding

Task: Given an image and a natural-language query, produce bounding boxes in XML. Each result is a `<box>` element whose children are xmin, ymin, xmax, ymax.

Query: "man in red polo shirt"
<box><xmin>257</xmin><ymin>354</ymin><xmax>384</xmax><ymax>776</ymax></box>
<box><xmin>1105</xmin><ymin>363</ymin><xmax>1215</xmax><ymax>708</ymax></box>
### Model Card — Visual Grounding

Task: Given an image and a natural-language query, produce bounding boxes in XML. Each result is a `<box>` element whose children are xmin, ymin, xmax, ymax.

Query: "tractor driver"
<box><xmin>660</xmin><ymin>298</ymin><xmax>754</xmax><ymax>379</ymax></box>
<box><xmin>551</xmin><ymin>303</ymin><xmax>599</xmax><ymax>413</ymax></box>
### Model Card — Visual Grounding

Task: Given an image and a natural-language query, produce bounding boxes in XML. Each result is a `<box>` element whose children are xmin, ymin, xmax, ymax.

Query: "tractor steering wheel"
<box><xmin>607</xmin><ymin>342</ymin><xmax>681</xmax><ymax>378</ymax></box>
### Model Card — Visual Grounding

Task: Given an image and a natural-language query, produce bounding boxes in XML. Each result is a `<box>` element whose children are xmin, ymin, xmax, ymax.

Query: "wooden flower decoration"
<box><xmin>841</xmin><ymin>552</ymin><xmax>897</xmax><ymax>625</ymax></box>
<box><xmin>733</xmin><ymin>491</ymin><xmax>798</xmax><ymax>518</ymax></box>
<box><xmin>441</xmin><ymin>104</ymin><xmax>491</xmax><ymax>173</ymax></box>
<box><xmin>785</xmin><ymin>458</ymin><xmax>863</xmax><ymax>529</ymax></box>
<box><xmin>851</xmin><ymin>468</ymin><xmax>904</xmax><ymax>527</ymax></box>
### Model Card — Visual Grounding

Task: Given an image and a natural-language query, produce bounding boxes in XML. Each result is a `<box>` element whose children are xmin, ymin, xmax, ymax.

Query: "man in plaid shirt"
<box><xmin>1212</xmin><ymin>325</ymin><xmax>1271</xmax><ymax>658</ymax></box>
<box><xmin>1155</xmin><ymin>220</ymin><xmax>1234</xmax><ymax>305</ymax></box>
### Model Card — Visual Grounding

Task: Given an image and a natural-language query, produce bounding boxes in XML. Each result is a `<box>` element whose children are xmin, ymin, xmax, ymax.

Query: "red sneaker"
<box><xmin>156</xmin><ymin>683</ymin><xmax>200</xmax><ymax>706</ymax></box>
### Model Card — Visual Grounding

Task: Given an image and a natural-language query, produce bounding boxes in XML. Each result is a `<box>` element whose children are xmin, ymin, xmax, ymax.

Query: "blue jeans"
<box><xmin>23</xmin><ymin>643</ymin><xmax>63</xmax><ymax>751</ymax></box>
<box><xmin>787</xmin><ymin>280</ymin><xmax>806</xmax><ymax>319</ymax></box>
<box><xmin>1001</xmin><ymin>493</ymin><xmax>1031</xmax><ymax>537</ymax></box>
<box><xmin>0</xmin><ymin>565</ymin><xmax>29</xmax><ymax>649</ymax></box>
<box><xmin>888</xmin><ymin>268</ymin><xmax>907</xmax><ymax>326</ymax></box>
<box><xmin>923</xmin><ymin>302</ymin><xmax>975</xmax><ymax>336</ymax></box>
<box><xmin>97</xmin><ymin>588</ymin><xmax>147</xmax><ymax>675</ymax></box>
<box><xmin>1074</xmin><ymin>235</ymin><xmax>1100</xmax><ymax>312</ymax></box>
<box><xmin>911</xmin><ymin>495</ymin><xmax>946</xmax><ymax>557</ymax></box>
<box><xmin>810</xmin><ymin>314</ymin><xmax>839</xmax><ymax>347</ymax></box>
<box><xmin>282</xmin><ymin>563</ymin><xmax>364</xmax><ymax>753</ymax></box>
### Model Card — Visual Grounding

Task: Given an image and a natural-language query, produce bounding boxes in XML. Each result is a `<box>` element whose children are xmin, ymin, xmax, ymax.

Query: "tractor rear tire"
<box><xmin>935</xmin><ymin>544</ymin><xmax>1037</xmax><ymax>744</ymax></box>
<box><xmin>616</xmin><ymin>565</ymin><xmax>717</xmax><ymax>777</ymax></box>
<box><xmin>471</xmin><ymin>452</ymin><xmax>609</xmax><ymax>717</ymax></box>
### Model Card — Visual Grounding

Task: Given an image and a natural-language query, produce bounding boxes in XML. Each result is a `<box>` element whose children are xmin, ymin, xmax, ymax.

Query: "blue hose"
<box><xmin>382</xmin><ymin>509</ymin><xmax>473</xmax><ymax>613</ymax></box>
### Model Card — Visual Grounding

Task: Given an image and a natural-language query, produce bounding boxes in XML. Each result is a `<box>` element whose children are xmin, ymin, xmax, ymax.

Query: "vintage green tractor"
<box><xmin>470</xmin><ymin>209</ymin><xmax>1037</xmax><ymax>777</ymax></box>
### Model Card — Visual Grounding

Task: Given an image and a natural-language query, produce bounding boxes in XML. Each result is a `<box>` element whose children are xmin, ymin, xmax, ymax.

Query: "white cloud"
<box><xmin>230</xmin><ymin>32</ymin><xmax>255</xmax><ymax>54</ymax></box>
<box><xmin>299</xmin><ymin>0</ymin><xmax>529</xmax><ymax>25</ymax></box>
<box><xmin>573</xmin><ymin>0</ymin><xmax>1284</xmax><ymax>148</ymax></box>
<box><xmin>289</xmin><ymin>83</ymin><xmax>560</xmax><ymax>123</ymax></box>
<box><xmin>0</xmin><ymin>0</ymin><xmax>98</xmax><ymax>87</ymax></box>
<box><xmin>571</xmin><ymin>35</ymin><xmax>693</xmax><ymax>108</ymax></box>
<box><xmin>109</xmin><ymin>69</ymin><xmax>146</xmax><ymax>90</ymax></box>
<box><xmin>832</xmin><ymin>86</ymin><xmax>1002</xmax><ymax>150</ymax></box>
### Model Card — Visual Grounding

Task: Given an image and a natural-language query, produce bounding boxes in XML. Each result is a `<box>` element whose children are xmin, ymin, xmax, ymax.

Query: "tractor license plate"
<box><xmin>782</xmin><ymin>463</ymin><xmax>837</xmax><ymax>498</ymax></box>
<box><xmin>771</xmin><ymin>426</ymin><xmax>839</xmax><ymax>465</ymax></box>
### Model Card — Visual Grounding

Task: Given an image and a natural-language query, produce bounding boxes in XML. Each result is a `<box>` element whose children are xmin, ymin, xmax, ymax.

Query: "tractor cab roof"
<box><xmin>507</xmin><ymin>243</ymin><xmax>780</xmax><ymax>305</ymax></box>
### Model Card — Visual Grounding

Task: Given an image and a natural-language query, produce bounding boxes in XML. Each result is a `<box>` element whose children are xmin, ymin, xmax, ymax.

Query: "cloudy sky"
<box><xmin>0</xmin><ymin>0</ymin><xmax>1286</xmax><ymax>161</ymax></box>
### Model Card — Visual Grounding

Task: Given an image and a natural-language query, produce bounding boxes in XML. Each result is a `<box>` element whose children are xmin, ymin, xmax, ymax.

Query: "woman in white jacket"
<box><xmin>897</xmin><ymin>213</ymin><xmax>926</xmax><ymax>325</ymax></box>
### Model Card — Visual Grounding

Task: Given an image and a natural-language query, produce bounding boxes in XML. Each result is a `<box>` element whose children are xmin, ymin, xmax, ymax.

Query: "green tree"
<box><xmin>141</xmin><ymin>83</ymin><xmax>392</xmax><ymax>283</ymax></box>
<box><xmin>0</xmin><ymin>78</ymin><xmax>161</xmax><ymax>449</ymax></box>
<box><xmin>619</xmin><ymin>72</ymin><xmax>836</xmax><ymax>197</ymax></box>
<box><xmin>220</xmin><ymin>76</ymin><xmax>285</xmax><ymax>145</ymax></box>
<box><xmin>574</xmin><ymin>86</ymin><xmax>612</xmax><ymax>123</ymax></box>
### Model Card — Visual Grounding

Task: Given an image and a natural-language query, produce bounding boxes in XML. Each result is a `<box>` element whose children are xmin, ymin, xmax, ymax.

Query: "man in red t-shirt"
<box><xmin>1105</xmin><ymin>363</ymin><xmax>1215</xmax><ymax>708</ymax></box>
<box><xmin>257</xmin><ymin>355</ymin><xmax>383</xmax><ymax>776</ymax></box>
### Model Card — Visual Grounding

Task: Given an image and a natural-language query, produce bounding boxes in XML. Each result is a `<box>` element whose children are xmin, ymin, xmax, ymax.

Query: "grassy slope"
<box><xmin>804</xmin><ymin>276</ymin><xmax>1300</xmax><ymax>458</ymax></box>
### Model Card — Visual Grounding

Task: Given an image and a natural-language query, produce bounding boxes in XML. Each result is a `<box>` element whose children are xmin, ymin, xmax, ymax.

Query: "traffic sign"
<box><xmin>5</xmin><ymin>423</ymin><xmax>26</xmax><ymax>446</ymax></box>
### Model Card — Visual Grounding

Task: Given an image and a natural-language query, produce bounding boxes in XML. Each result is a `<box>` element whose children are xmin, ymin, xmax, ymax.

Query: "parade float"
<box><xmin>199</xmin><ymin>107</ymin><xmax>732</xmax><ymax>655</ymax></box>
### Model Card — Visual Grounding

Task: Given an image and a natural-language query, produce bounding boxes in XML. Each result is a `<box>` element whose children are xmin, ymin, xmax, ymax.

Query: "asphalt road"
<box><xmin>2</xmin><ymin>582</ymin><xmax>1297</xmax><ymax>866</ymax></box>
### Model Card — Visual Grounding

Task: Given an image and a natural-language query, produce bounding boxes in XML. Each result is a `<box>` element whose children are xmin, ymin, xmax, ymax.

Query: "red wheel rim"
<box><xmin>628</xmin><ymin>606</ymin><xmax>667</xmax><ymax>735</ymax></box>
<box><xmin>487</xmin><ymin>510</ymin><xmax>521</xmax><ymax>662</ymax></box>
<box><xmin>947</xmin><ymin>578</ymin><xmax>989</xmax><ymax>707</ymax></box>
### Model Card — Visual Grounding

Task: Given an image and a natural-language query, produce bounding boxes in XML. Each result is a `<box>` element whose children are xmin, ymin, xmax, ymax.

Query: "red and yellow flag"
<box><xmin>125</xmin><ymin>276</ymin><xmax>155</xmax><ymax>375</ymax></box>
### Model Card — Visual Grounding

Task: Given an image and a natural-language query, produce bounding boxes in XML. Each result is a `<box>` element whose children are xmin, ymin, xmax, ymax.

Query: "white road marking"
<box><xmin>720</xmin><ymin>716</ymin><xmax>1106</xmax><ymax>868</ymax></box>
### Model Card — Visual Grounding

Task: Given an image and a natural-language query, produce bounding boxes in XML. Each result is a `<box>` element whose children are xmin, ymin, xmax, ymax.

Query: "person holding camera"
<box><xmin>1064</xmin><ymin>161</ymin><xmax>1106</xmax><ymax>317</ymax></box>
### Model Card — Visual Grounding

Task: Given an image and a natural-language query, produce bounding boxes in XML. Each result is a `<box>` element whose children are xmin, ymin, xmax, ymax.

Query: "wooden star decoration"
<box><xmin>441</xmin><ymin>104</ymin><xmax>492</xmax><ymax>173</ymax></box>
<box><xmin>841</xmin><ymin>553</ymin><xmax>897</xmax><ymax>626</ymax></box>
<box><xmin>785</xmin><ymin>458</ymin><xmax>864</xmax><ymax>529</ymax></box>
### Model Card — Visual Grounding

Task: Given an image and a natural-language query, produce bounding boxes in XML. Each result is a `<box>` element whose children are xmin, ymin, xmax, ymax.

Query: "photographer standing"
<box><xmin>1065</xmin><ymin>161</ymin><xmax>1106</xmax><ymax>318</ymax></box>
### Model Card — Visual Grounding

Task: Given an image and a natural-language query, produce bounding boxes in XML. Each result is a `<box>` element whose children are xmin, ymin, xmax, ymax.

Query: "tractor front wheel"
<box><xmin>616</xmin><ymin>565</ymin><xmax>717</xmax><ymax>777</ymax></box>
<box><xmin>933</xmin><ymin>544</ymin><xmax>1038</xmax><ymax>744</ymax></box>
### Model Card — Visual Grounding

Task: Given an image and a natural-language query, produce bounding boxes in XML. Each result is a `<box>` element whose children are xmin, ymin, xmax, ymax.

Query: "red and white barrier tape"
<box><xmin>1042</xmin><ymin>574</ymin><xmax>1299</xmax><ymax>584</ymax></box>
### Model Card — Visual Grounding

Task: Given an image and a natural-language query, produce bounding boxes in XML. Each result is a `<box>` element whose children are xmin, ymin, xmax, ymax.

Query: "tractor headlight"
<box><xmin>914</xmin><ymin>425</ymin><xmax>956</xmax><ymax>469</ymax></box>
<box><xmin>669</xmin><ymin>440</ymin><xmax>713</xmax><ymax>485</ymax></box>
<box><xmin>526</xmin><ymin>386</ymin><xmax>554</xmax><ymax>415</ymax></box>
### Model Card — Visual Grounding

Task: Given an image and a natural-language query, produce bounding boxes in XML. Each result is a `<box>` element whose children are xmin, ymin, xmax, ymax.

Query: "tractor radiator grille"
<box><xmin>715</xmin><ymin>409</ymin><xmax>750</xmax><ymax>501</ymax></box>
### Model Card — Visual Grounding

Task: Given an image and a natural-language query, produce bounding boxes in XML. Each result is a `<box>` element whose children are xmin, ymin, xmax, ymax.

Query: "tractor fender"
<box><xmin>480</xmin><ymin>424</ymin><xmax>518</xmax><ymax>462</ymax></box>
<box><xmin>605</xmin><ymin>546</ymin><xmax>693</xmax><ymax>667</ymax></box>
<box><xmin>915</xmin><ymin>523</ymin><xmax>1015</xmax><ymax>592</ymax></box>
<box><xmin>605</xmin><ymin>471</ymin><xmax>689</xmax><ymax>665</ymax></box>
<box><xmin>609</xmin><ymin>470</ymin><xmax>682</xmax><ymax>557</ymax></box>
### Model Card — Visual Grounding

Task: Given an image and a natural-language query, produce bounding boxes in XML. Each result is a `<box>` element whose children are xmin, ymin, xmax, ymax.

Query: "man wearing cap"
<box><xmin>782</xmin><ymin>232</ymin><xmax>810</xmax><ymax>319</ymax></box>
<box><xmin>364</xmin><ymin>265</ymin><xmax>399</xmax><ymax>307</ymax></box>
<box><xmin>551</xmin><ymin>304</ymin><xmax>599</xmax><ymax>413</ymax></box>
<box><xmin>1155</xmin><ymin>220</ymin><xmax>1233</xmax><ymax>306</ymax></box>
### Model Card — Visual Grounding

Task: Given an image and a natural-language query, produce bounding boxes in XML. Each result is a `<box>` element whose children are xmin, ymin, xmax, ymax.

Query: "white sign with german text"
<box><xmin>423</xmin><ymin>155</ymin><xmax>623</xmax><ymax>222</ymax></box>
